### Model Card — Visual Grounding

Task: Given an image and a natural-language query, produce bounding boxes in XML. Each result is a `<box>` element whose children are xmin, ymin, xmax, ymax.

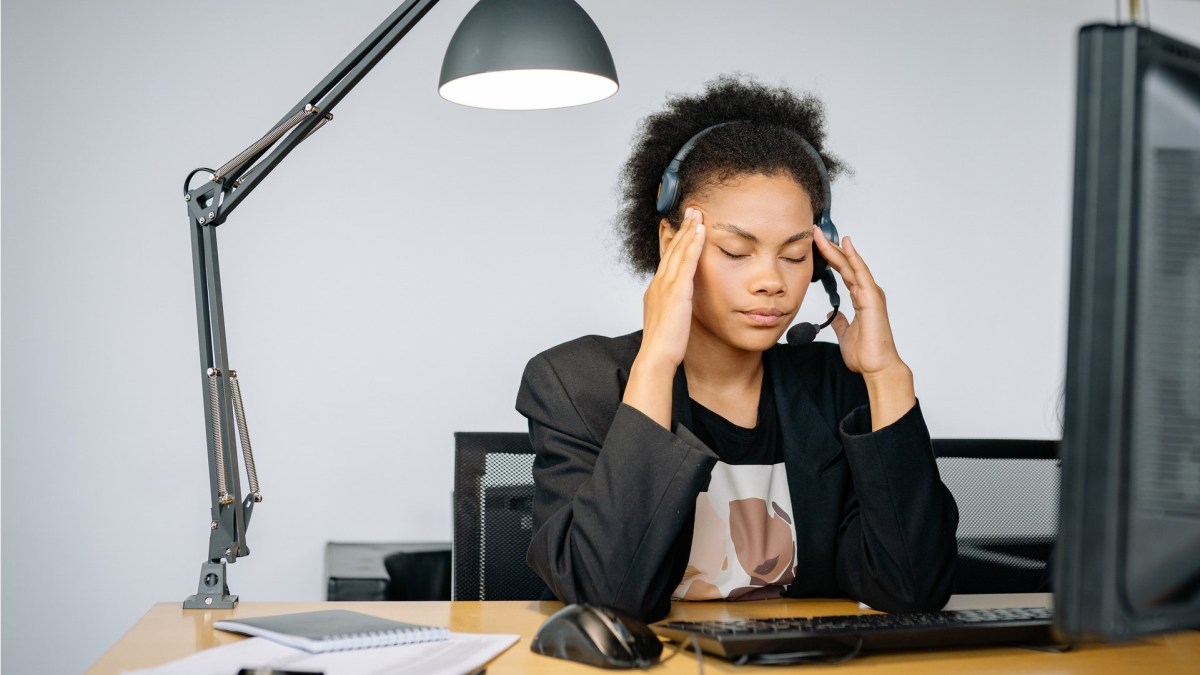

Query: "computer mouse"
<box><xmin>530</xmin><ymin>603</ymin><xmax>664</xmax><ymax>669</ymax></box>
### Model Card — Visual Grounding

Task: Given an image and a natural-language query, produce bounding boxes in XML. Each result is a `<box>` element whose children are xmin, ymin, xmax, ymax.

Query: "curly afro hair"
<box><xmin>616</xmin><ymin>74</ymin><xmax>844</xmax><ymax>276</ymax></box>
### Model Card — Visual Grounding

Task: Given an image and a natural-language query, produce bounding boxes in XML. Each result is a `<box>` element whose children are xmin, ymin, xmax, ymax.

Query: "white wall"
<box><xmin>3</xmin><ymin>1</ymin><xmax>1198</xmax><ymax>672</ymax></box>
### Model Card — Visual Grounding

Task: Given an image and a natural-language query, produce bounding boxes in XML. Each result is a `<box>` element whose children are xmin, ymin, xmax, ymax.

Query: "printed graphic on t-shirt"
<box><xmin>673</xmin><ymin>461</ymin><xmax>797</xmax><ymax>601</ymax></box>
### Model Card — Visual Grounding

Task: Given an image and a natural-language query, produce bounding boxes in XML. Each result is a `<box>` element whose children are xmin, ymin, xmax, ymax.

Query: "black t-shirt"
<box><xmin>676</xmin><ymin>365</ymin><xmax>797</xmax><ymax>601</ymax></box>
<box><xmin>688</xmin><ymin>366</ymin><xmax>782</xmax><ymax>465</ymax></box>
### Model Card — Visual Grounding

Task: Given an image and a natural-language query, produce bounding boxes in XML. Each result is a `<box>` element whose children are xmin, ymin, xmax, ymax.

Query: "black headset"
<box><xmin>655</xmin><ymin>122</ymin><xmax>841</xmax><ymax>329</ymax></box>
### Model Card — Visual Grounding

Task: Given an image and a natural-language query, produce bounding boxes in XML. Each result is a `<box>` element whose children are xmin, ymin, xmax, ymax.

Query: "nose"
<box><xmin>753</xmin><ymin>260</ymin><xmax>787</xmax><ymax>296</ymax></box>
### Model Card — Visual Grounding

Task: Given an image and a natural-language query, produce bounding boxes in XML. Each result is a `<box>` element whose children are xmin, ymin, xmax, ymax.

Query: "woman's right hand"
<box><xmin>641</xmin><ymin>207</ymin><xmax>706</xmax><ymax>368</ymax></box>
<box><xmin>623</xmin><ymin>207</ymin><xmax>705</xmax><ymax>428</ymax></box>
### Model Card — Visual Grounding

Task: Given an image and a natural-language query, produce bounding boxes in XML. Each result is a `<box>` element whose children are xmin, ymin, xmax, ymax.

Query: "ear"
<box><xmin>658</xmin><ymin>218</ymin><xmax>677</xmax><ymax>258</ymax></box>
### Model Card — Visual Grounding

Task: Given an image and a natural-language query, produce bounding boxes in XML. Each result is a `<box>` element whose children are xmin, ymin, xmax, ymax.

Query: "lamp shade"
<box><xmin>439</xmin><ymin>0</ymin><xmax>619</xmax><ymax>110</ymax></box>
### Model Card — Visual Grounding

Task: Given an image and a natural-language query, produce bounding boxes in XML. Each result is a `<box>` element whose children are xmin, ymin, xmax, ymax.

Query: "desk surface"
<box><xmin>89</xmin><ymin>594</ymin><xmax>1198</xmax><ymax>674</ymax></box>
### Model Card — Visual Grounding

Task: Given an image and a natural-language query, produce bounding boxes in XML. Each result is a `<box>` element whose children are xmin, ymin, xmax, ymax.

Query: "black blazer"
<box><xmin>516</xmin><ymin>331</ymin><xmax>957</xmax><ymax>622</ymax></box>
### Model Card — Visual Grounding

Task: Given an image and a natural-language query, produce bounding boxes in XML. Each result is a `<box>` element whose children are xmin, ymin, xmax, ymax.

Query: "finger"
<box><xmin>676</xmin><ymin>217</ymin><xmax>706</xmax><ymax>281</ymax></box>
<box><xmin>686</xmin><ymin>219</ymin><xmax>700</xmax><ymax>275</ymax></box>
<box><xmin>662</xmin><ymin>208</ymin><xmax>703</xmax><ymax>281</ymax></box>
<box><xmin>840</xmin><ymin>236</ymin><xmax>879</xmax><ymax>290</ymax></box>
<box><xmin>816</xmin><ymin>231</ymin><xmax>879</xmax><ymax>297</ymax></box>
<box><xmin>662</xmin><ymin>207</ymin><xmax>700</xmax><ymax>276</ymax></box>
<box><xmin>815</xmin><ymin>226</ymin><xmax>867</xmax><ymax>292</ymax></box>
<box><xmin>658</xmin><ymin>208</ymin><xmax>695</xmax><ymax>274</ymax></box>
<box><xmin>813</xmin><ymin>226</ymin><xmax>851</xmax><ymax>275</ymax></box>
<box><xmin>828</xmin><ymin>310</ymin><xmax>851</xmax><ymax>343</ymax></box>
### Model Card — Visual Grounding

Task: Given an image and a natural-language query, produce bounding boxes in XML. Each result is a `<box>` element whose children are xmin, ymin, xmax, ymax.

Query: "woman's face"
<box><xmin>669</xmin><ymin>172</ymin><xmax>816</xmax><ymax>354</ymax></box>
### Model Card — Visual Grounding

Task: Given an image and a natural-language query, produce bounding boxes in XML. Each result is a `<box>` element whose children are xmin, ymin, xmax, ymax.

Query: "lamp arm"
<box><xmin>182</xmin><ymin>0</ymin><xmax>441</xmax><ymax>609</ymax></box>
<box><xmin>186</xmin><ymin>0</ymin><xmax>441</xmax><ymax>225</ymax></box>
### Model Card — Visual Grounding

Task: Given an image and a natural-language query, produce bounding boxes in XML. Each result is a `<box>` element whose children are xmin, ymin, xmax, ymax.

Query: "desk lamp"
<box><xmin>182</xmin><ymin>0</ymin><xmax>617</xmax><ymax>609</ymax></box>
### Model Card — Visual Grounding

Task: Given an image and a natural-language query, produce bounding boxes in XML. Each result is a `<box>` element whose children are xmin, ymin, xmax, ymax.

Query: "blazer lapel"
<box><xmin>767</xmin><ymin>346</ymin><xmax>842</xmax><ymax>474</ymax></box>
<box><xmin>767</xmin><ymin>347</ymin><xmax>844</xmax><ymax>585</ymax></box>
<box><xmin>671</xmin><ymin>364</ymin><xmax>693</xmax><ymax>433</ymax></box>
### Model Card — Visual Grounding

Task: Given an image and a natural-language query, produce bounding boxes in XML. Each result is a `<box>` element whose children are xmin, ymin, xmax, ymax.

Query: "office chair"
<box><xmin>933</xmin><ymin>439</ymin><xmax>1060</xmax><ymax>594</ymax></box>
<box><xmin>452</xmin><ymin>431</ymin><xmax>549</xmax><ymax>601</ymax></box>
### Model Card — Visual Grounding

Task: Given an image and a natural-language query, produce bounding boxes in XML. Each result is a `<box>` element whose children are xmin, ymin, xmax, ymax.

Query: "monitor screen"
<box><xmin>1057</xmin><ymin>23</ymin><xmax>1200</xmax><ymax>640</ymax></box>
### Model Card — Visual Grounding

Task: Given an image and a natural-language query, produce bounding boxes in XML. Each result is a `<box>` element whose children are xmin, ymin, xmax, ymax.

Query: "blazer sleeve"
<box><xmin>834</xmin><ymin>401</ymin><xmax>959</xmax><ymax>612</ymax></box>
<box><xmin>516</xmin><ymin>350</ymin><xmax>717</xmax><ymax>622</ymax></box>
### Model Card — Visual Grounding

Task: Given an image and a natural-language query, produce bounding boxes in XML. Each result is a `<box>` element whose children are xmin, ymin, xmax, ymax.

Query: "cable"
<box><xmin>657</xmin><ymin>637</ymin><xmax>685</xmax><ymax>664</ymax></box>
<box><xmin>183</xmin><ymin>167</ymin><xmax>216</xmax><ymax>196</ymax></box>
<box><xmin>657</xmin><ymin>635</ymin><xmax>704</xmax><ymax>675</ymax></box>
<box><xmin>690</xmin><ymin>634</ymin><xmax>704</xmax><ymax>675</ymax></box>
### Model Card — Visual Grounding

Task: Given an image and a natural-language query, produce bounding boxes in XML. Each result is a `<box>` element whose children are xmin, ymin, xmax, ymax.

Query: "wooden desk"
<box><xmin>89</xmin><ymin>594</ymin><xmax>1198</xmax><ymax>674</ymax></box>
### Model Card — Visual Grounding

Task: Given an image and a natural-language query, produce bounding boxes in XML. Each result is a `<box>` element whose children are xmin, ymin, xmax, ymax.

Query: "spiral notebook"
<box><xmin>214</xmin><ymin>609</ymin><xmax>449</xmax><ymax>653</ymax></box>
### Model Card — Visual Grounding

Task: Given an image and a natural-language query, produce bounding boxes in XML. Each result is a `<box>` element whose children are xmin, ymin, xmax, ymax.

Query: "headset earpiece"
<box><xmin>656</xmin><ymin>123</ymin><xmax>734</xmax><ymax>217</ymax></box>
<box><xmin>655</xmin><ymin>171</ymin><xmax>681</xmax><ymax>215</ymax></box>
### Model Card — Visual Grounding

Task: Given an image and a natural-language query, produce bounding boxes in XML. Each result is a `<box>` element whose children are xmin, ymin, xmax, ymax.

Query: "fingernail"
<box><xmin>684</xmin><ymin>207</ymin><xmax>694</xmax><ymax>220</ymax></box>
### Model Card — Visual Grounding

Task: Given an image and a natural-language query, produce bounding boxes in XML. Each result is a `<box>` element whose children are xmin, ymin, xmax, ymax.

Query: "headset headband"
<box><xmin>655</xmin><ymin>121</ymin><xmax>832</xmax><ymax>223</ymax></box>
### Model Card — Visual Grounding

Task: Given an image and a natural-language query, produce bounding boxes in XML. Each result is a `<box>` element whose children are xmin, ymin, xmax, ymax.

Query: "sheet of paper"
<box><xmin>121</xmin><ymin>632</ymin><xmax>520</xmax><ymax>675</ymax></box>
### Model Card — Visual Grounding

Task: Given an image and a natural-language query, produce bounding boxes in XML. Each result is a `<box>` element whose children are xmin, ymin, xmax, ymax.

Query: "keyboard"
<box><xmin>655</xmin><ymin>607</ymin><xmax>1057</xmax><ymax>662</ymax></box>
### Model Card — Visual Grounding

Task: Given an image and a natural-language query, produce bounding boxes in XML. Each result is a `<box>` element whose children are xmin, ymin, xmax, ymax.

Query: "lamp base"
<box><xmin>183</xmin><ymin>561</ymin><xmax>239</xmax><ymax>609</ymax></box>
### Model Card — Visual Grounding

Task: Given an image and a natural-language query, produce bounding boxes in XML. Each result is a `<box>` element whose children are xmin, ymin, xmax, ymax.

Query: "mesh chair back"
<box><xmin>933</xmin><ymin>439</ymin><xmax>1060</xmax><ymax>594</ymax></box>
<box><xmin>452</xmin><ymin>431</ymin><xmax>547</xmax><ymax>600</ymax></box>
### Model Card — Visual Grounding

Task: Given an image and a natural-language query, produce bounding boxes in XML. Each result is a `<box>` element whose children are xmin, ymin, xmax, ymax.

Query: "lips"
<box><xmin>741</xmin><ymin>308</ymin><xmax>786</xmax><ymax>327</ymax></box>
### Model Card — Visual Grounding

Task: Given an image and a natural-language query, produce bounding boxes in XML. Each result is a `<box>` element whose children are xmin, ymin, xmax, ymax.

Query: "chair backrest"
<box><xmin>450</xmin><ymin>433</ymin><xmax>1058</xmax><ymax>597</ymax></box>
<box><xmin>932</xmin><ymin>438</ymin><xmax>1060</xmax><ymax>594</ymax></box>
<box><xmin>452</xmin><ymin>431</ymin><xmax>548</xmax><ymax>601</ymax></box>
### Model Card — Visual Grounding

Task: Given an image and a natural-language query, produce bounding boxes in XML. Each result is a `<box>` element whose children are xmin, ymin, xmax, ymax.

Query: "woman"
<box><xmin>516</xmin><ymin>75</ymin><xmax>958</xmax><ymax>622</ymax></box>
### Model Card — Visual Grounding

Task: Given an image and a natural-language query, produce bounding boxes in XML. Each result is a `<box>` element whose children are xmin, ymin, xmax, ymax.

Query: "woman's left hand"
<box><xmin>813</xmin><ymin>227</ymin><xmax>915</xmax><ymax>429</ymax></box>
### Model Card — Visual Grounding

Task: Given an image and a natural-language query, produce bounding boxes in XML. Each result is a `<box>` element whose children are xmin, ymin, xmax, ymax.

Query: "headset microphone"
<box><xmin>786</xmin><ymin>322</ymin><xmax>819</xmax><ymax>345</ymax></box>
<box><xmin>787</xmin><ymin>268</ymin><xmax>842</xmax><ymax>344</ymax></box>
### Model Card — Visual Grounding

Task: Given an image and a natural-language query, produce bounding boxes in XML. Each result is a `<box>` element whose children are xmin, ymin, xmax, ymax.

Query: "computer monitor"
<box><xmin>1057</xmin><ymin>23</ymin><xmax>1200</xmax><ymax>640</ymax></box>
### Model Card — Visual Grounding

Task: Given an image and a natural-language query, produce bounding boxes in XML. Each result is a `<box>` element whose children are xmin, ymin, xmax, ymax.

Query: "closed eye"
<box><xmin>718</xmin><ymin>247</ymin><xmax>749</xmax><ymax>260</ymax></box>
<box><xmin>782</xmin><ymin>255</ymin><xmax>808</xmax><ymax>264</ymax></box>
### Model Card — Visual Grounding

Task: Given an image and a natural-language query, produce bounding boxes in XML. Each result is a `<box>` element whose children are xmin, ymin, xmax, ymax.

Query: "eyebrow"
<box><xmin>711</xmin><ymin>222</ymin><xmax>812</xmax><ymax>245</ymax></box>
